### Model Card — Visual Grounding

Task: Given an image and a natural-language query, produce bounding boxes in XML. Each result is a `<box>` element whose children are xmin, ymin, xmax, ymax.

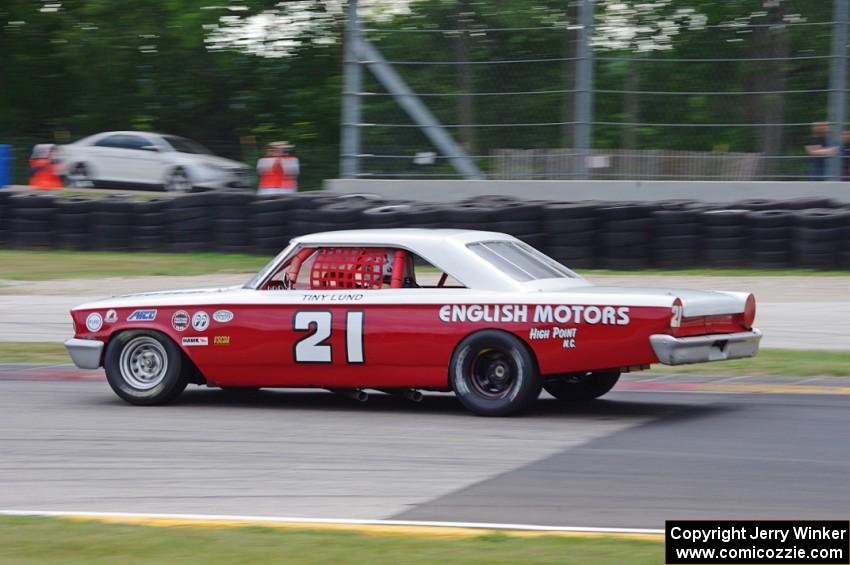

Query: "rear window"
<box><xmin>467</xmin><ymin>241</ymin><xmax>575</xmax><ymax>282</ymax></box>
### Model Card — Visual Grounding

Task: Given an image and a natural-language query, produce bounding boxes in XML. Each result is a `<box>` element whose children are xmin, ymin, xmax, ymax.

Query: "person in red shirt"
<box><xmin>257</xmin><ymin>141</ymin><xmax>299</xmax><ymax>195</ymax></box>
<box><xmin>29</xmin><ymin>144</ymin><xmax>64</xmax><ymax>190</ymax></box>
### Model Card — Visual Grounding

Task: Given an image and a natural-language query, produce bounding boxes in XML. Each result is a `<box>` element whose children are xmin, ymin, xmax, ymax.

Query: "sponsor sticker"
<box><xmin>104</xmin><ymin>310</ymin><xmax>118</xmax><ymax>324</ymax></box>
<box><xmin>213</xmin><ymin>335</ymin><xmax>230</xmax><ymax>345</ymax></box>
<box><xmin>85</xmin><ymin>313</ymin><xmax>103</xmax><ymax>332</ymax></box>
<box><xmin>127</xmin><ymin>309</ymin><xmax>157</xmax><ymax>322</ymax></box>
<box><xmin>213</xmin><ymin>310</ymin><xmax>234</xmax><ymax>324</ymax></box>
<box><xmin>182</xmin><ymin>337</ymin><xmax>208</xmax><ymax>346</ymax></box>
<box><xmin>171</xmin><ymin>310</ymin><xmax>190</xmax><ymax>332</ymax></box>
<box><xmin>192</xmin><ymin>311</ymin><xmax>210</xmax><ymax>332</ymax></box>
<box><xmin>437</xmin><ymin>304</ymin><xmax>630</xmax><ymax>326</ymax></box>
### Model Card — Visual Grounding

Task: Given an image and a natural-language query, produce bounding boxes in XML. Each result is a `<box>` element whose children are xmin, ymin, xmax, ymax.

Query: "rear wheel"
<box><xmin>450</xmin><ymin>330</ymin><xmax>541</xmax><ymax>416</ymax></box>
<box><xmin>104</xmin><ymin>331</ymin><xmax>187</xmax><ymax>405</ymax></box>
<box><xmin>543</xmin><ymin>371</ymin><xmax>621</xmax><ymax>402</ymax></box>
<box><xmin>66</xmin><ymin>163</ymin><xmax>93</xmax><ymax>188</ymax></box>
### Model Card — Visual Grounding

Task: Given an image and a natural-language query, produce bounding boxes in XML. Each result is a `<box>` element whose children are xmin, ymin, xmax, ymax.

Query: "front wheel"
<box><xmin>450</xmin><ymin>330</ymin><xmax>541</xmax><ymax>416</ymax></box>
<box><xmin>104</xmin><ymin>331</ymin><xmax>187</xmax><ymax>405</ymax></box>
<box><xmin>543</xmin><ymin>371</ymin><xmax>621</xmax><ymax>402</ymax></box>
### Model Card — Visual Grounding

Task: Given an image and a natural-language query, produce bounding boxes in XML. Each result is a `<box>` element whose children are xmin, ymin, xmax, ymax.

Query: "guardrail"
<box><xmin>0</xmin><ymin>190</ymin><xmax>848</xmax><ymax>269</ymax></box>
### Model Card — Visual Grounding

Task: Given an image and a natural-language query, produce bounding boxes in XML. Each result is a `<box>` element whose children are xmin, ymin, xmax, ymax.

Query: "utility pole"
<box><xmin>574</xmin><ymin>0</ymin><xmax>594</xmax><ymax>179</ymax></box>
<box><xmin>340</xmin><ymin>0</ymin><xmax>362</xmax><ymax>178</ymax></box>
<box><xmin>827</xmin><ymin>0</ymin><xmax>848</xmax><ymax>181</ymax></box>
<box><xmin>357</xmin><ymin>39</ymin><xmax>484</xmax><ymax>179</ymax></box>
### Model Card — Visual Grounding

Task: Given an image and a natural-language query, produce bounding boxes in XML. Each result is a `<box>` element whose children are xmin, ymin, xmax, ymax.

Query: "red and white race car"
<box><xmin>66</xmin><ymin>229</ymin><xmax>761</xmax><ymax>416</ymax></box>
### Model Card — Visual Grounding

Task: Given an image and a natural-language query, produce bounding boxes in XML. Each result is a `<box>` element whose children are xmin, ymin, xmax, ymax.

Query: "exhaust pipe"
<box><xmin>328</xmin><ymin>388</ymin><xmax>369</xmax><ymax>402</ymax></box>
<box><xmin>379</xmin><ymin>388</ymin><xmax>423</xmax><ymax>403</ymax></box>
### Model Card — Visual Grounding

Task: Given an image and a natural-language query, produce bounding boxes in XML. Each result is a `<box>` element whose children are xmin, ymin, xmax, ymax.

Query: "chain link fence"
<box><xmin>343</xmin><ymin>0</ymin><xmax>849</xmax><ymax>182</ymax></box>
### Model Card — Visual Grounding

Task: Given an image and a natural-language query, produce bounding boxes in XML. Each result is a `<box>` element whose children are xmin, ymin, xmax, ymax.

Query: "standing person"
<box><xmin>257</xmin><ymin>141</ymin><xmax>299</xmax><ymax>195</ymax></box>
<box><xmin>804</xmin><ymin>121</ymin><xmax>838</xmax><ymax>180</ymax></box>
<box><xmin>841</xmin><ymin>130</ymin><xmax>850</xmax><ymax>181</ymax></box>
<box><xmin>29</xmin><ymin>144</ymin><xmax>63</xmax><ymax>190</ymax></box>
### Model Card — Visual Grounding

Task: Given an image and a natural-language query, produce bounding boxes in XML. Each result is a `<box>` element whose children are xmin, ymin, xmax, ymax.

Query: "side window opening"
<box><xmin>260</xmin><ymin>246</ymin><xmax>466</xmax><ymax>290</ymax></box>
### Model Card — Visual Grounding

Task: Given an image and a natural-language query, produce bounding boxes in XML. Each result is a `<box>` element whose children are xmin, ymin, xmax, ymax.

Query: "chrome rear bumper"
<box><xmin>64</xmin><ymin>338</ymin><xmax>104</xmax><ymax>369</ymax></box>
<box><xmin>650</xmin><ymin>329</ymin><xmax>762</xmax><ymax>366</ymax></box>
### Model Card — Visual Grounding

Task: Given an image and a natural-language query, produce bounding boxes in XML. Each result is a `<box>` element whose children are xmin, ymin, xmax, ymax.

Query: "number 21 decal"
<box><xmin>293</xmin><ymin>311</ymin><xmax>364</xmax><ymax>364</ymax></box>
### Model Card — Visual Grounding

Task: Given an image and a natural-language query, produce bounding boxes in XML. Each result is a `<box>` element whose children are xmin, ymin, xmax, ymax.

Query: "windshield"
<box><xmin>244</xmin><ymin>244</ymin><xmax>294</xmax><ymax>289</ymax></box>
<box><xmin>163</xmin><ymin>135</ymin><xmax>212</xmax><ymax>155</ymax></box>
<box><xmin>467</xmin><ymin>241</ymin><xmax>578</xmax><ymax>282</ymax></box>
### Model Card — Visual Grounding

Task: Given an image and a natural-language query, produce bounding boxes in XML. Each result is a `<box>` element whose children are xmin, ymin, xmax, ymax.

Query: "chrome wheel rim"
<box><xmin>119</xmin><ymin>336</ymin><xmax>168</xmax><ymax>390</ymax></box>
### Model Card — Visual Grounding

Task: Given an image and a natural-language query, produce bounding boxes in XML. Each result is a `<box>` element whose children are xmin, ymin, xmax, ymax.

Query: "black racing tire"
<box><xmin>104</xmin><ymin>330</ymin><xmax>187</xmax><ymax>405</ymax></box>
<box><xmin>449</xmin><ymin>330</ymin><xmax>541</xmax><ymax>417</ymax></box>
<box><xmin>543</xmin><ymin>371</ymin><xmax>621</xmax><ymax>401</ymax></box>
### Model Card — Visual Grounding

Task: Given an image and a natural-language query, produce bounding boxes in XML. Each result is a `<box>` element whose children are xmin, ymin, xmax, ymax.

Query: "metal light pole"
<box><xmin>827</xmin><ymin>0</ymin><xmax>848</xmax><ymax>181</ymax></box>
<box><xmin>574</xmin><ymin>0</ymin><xmax>595</xmax><ymax>180</ymax></box>
<box><xmin>340</xmin><ymin>0</ymin><xmax>362</xmax><ymax>178</ymax></box>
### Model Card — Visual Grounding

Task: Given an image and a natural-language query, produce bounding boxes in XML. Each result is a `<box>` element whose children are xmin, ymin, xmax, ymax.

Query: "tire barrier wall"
<box><xmin>0</xmin><ymin>191</ymin><xmax>848</xmax><ymax>270</ymax></box>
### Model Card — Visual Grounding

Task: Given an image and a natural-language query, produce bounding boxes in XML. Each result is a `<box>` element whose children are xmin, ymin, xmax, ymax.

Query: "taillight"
<box><xmin>743</xmin><ymin>294</ymin><xmax>756</xmax><ymax>329</ymax></box>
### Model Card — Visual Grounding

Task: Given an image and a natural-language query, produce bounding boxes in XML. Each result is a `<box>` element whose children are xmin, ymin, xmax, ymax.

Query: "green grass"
<box><xmin>0</xmin><ymin>342</ymin><xmax>69</xmax><ymax>364</ymax></box>
<box><xmin>647</xmin><ymin>349</ymin><xmax>850</xmax><ymax>377</ymax></box>
<box><xmin>9</xmin><ymin>186</ymin><xmax>179</xmax><ymax>200</ymax></box>
<box><xmin>1</xmin><ymin>342</ymin><xmax>848</xmax><ymax>376</ymax></box>
<box><xmin>0</xmin><ymin>250</ymin><xmax>268</xmax><ymax>280</ymax></box>
<box><xmin>0</xmin><ymin>516</ymin><xmax>662</xmax><ymax>565</ymax></box>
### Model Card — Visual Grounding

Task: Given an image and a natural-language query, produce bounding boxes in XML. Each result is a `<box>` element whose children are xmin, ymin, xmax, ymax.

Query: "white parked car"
<box><xmin>58</xmin><ymin>131</ymin><xmax>252</xmax><ymax>192</ymax></box>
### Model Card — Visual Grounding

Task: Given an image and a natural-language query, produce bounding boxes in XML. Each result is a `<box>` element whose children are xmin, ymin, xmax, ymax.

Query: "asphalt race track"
<box><xmin>2</xmin><ymin>370</ymin><xmax>850</xmax><ymax>529</ymax></box>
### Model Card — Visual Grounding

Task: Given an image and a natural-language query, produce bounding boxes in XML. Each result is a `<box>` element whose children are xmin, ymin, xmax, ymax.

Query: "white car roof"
<box><xmin>293</xmin><ymin>228</ymin><xmax>514</xmax><ymax>247</ymax></box>
<box><xmin>287</xmin><ymin>229</ymin><xmax>586</xmax><ymax>292</ymax></box>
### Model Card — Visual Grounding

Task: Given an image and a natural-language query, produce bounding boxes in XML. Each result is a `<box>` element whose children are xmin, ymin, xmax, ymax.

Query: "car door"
<box><xmin>202</xmin><ymin>246</ymin><xmax>456</xmax><ymax>390</ymax></box>
<box><xmin>110</xmin><ymin>134</ymin><xmax>166</xmax><ymax>185</ymax></box>
<box><xmin>88</xmin><ymin>134</ymin><xmax>129</xmax><ymax>182</ymax></box>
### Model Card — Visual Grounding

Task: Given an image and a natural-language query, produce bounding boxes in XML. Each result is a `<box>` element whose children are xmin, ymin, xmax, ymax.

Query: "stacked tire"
<box><xmin>56</xmin><ymin>197</ymin><xmax>95</xmax><ymax>250</ymax></box>
<box><xmin>444</xmin><ymin>201</ymin><xmax>494</xmax><ymax>233</ymax></box>
<box><xmin>9</xmin><ymin>193</ymin><xmax>55</xmax><ymax>248</ymax></box>
<box><xmin>92</xmin><ymin>197</ymin><xmax>134</xmax><ymax>251</ymax></box>
<box><xmin>792</xmin><ymin>209</ymin><xmax>849</xmax><ymax>269</ymax></box>
<box><xmin>699</xmin><ymin>209</ymin><xmax>749</xmax><ymax>268</ymax></box>
<box><xmin>249</xmin><ymin>197</ymin><xmax>294</xmax><ymax>255</ymax></box>
<box><xmin>488</xmin><ymin>199</ymin><xmax>546</xmax><ymax>251</ymax></box>
<box><xmin>747</xmin><ymin>210</ymin><xmax>794</xmax><ymax>268</ymax></box>
<box><xmin>130</xmin><ymin>199</ymin><xmax>169</xmax><ymax>251</ymax></box>
<box><xmin>166</xmin><ymin>193</ymin><xmax>218</xmax><ymax>252</ymax></box>
<box><xmin>598</xmin><ymin>203</ymin><xmax>652</xmax><ymax>269</ymax></box>
<box><xmin>543</xmin><ymin>202</ymin><xmax>599</xmax><ymax>269</ymax></box>
<box><xmin>0</xmin><ymin>191</ymin><xmax>12</xmax><ymax>246</ymax></box>
<box><xmin>214</xmin><ymin>191</ymin><xmax>255</xmax><ymax>254</ymax></box>
<box><xmin>362</xmin><ymin>204</ymin><xmax>414</xmax><ymax>230</ymax></box>
<box><xmin>651</xmin><ymin>203</ymin><xmax>701</xmax><ymax>268</ymax></box>
<box><xmin>307</xmin><ymin>199</ymin><xmax>372</xmax><ymax>235</ymax></box>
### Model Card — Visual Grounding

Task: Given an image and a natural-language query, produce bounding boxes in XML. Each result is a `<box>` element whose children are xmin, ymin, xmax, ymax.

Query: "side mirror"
<box><xmin>140</xmin><ymin>145</ymin><xmax>159</xmax><ymax>152</ymax></box>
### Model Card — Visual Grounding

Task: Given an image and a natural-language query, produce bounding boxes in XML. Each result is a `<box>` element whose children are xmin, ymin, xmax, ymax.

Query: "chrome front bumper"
<box><xmin>64</xmin><ymin>338</ymin><xmax>104</xmax><ymax>369</ymax></box>
<box><xmin>650</xmin><ymin>329</ymin><xmax>762</xmax><ymax>366</ymax></box>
